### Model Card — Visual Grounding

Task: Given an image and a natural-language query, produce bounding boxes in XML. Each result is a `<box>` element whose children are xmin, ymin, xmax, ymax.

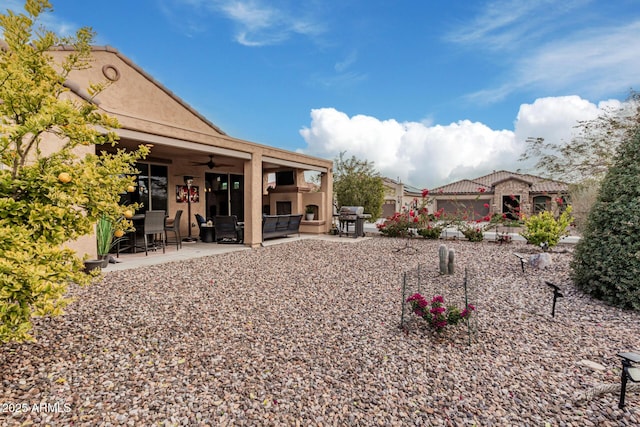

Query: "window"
<box><xmin>502</xmin><ymin>195</ymin><xmax>520</xmax><ymax>220</ymax></box>
<box><xmin>533</xmin><ymin>196</ymin><xmax>551</xmax><ymax>214</ymax></box>
<box><xmin>121</xmin><ymin>163</ymin><xmax>168</xmax><ymax>213</ymax></box>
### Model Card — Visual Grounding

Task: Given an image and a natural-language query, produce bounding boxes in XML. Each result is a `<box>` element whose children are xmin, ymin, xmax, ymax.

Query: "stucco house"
<box><xmin>428</xmin><ymin>170</ymin><xmax>569</xmax><ymax>220</ymax></box>
<box><xmin>381</xmin><ymin>177</ymin><xmax>425</xmax><ymax>218</ymax></box>
<box><xmin>50</xmin><ymin>45</ymin><xmax>333</xmax><ymax>256</ymax></box>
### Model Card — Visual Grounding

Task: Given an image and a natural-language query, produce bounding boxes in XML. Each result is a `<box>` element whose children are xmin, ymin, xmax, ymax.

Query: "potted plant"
<box><xmin>96</xmin><ymin>215</ymin><xmax>127</xmax><ymax>267</ymax></box>
<box><xmin>96</xmin><ymin>216</ymin><xmax>113</xmax><ymax>267</ymax></box>
<box><xmin>305</xmin><ymin>205</ymin><xmax>315</xmax><ymax>221</ymax></box>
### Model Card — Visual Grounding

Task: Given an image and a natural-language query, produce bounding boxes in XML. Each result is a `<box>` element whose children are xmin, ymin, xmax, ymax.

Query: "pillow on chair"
<box><xmin>195</xmin><ymin>213</ymin><xmax>206</xmax><ymax>226</ymax></box>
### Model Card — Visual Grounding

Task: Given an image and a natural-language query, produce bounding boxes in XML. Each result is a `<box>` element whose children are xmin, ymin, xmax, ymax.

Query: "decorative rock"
<box><xmin>529</xmin><ymin>252</ymin><xmax>553</xmax><ymax>269</ymax></box>
<box><xmin>1</xmin><ymin>239</ymin><xmax>638</xmax><ymax>425</ymax></box>
<box><xmin>579</xmin><ymin>360</ymin><xmax>607</xmax><ymax>371</ymax></box>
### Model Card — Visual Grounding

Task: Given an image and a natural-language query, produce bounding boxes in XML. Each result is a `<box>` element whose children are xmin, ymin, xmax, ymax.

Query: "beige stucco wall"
<box><xmin>47</xmin><ymin>46</ymin><xmax>333</xmax><ymax>250</ymax></box>
<box><xmin>493</xmin><ymin>180</ymin><xmax>532</xmax><ymax>216</ymax></box>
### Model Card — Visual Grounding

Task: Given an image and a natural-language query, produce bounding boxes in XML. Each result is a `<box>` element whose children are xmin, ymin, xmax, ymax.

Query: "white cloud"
<box><xmin>213</xmin><ymin>0</ymin><xmax>324</xmax><ymax>46</ymax></box>
<box><xmin>300</xmin><ymin>96</ymin><xmax>619</xmax><ymax>187</ymax></box>
<box><xmin>448</xmin><ymin>1</ymin><xmax>640</xmax><ymax>103</ymax></box>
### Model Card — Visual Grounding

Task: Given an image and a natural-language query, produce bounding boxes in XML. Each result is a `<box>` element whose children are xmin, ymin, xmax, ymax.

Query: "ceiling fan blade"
<box><xmin>190</xmin><ymin>155</ymin><xmax>235</xmax><ymax>169</ymax></box>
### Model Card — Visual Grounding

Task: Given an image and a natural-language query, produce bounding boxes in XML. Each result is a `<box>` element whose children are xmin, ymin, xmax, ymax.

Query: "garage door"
<box><xmin>437</xmin><ymin>199</ymin><xmax>489</xmax><ymax>220</ymax></box>
<box><xmin>382</xmin><ymin>201</ymin><xmax>396</xmax><ymax>218</ymax></box>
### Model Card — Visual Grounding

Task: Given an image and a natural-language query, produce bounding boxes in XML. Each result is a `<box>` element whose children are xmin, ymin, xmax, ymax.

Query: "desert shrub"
<box><xmin>520</xmin><ymin>206</ymin><xmax>573</xmax><ymax>248</ymax></box>
<box><xmin>569</xmin><ymin>179</ymin><xmax>600</xmax><ymax>233</ymax></box>
<box><xmin>571</xmin><ymin>126</ymin><xmax>640</xmax><ymax>310</ymax></box>
<box><xmin>377</xmin><ymin>212</ymin><xmax>415</xmax><ymax>237</ymax></box>
<box><xmin>417</xmin><ymin>226</ymin><xmax>443</xmax><ymax>239</ymax></box>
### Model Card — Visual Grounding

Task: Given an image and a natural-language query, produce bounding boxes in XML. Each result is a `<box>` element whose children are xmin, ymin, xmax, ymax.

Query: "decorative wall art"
<box><xmin>176</xmin><ymin>185</ymin><xmax>199</xmax><ymax>203</ymax></box>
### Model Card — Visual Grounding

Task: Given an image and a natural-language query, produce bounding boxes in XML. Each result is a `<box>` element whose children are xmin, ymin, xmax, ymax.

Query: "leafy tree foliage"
<box><xmin>520</xmin><ymin>91</ymin><xmax>640</xmax><ymax>183</ymax></box>
<box><xmin>568</xmin><ymin>179</ymin><xmax>600</xmax><ymax>233</ymax></box>
<box><xmin>333</xmin><ymin>152</ymin><xmax>384</xmax><ymax>220</ymax></box>
<box><xmin>570</xmin><ymin>119</ymin><xmax>640</xmax><ymax>310</ymax></box>
<box><xmin>520</xmin><ymin>206</ymin><xmax>573</xmax><ymax>248</ymax></box>
<box><xmin>0</xmin><ymin>0</ymin><xmax>148</xmax><ymax>342</ymax></box>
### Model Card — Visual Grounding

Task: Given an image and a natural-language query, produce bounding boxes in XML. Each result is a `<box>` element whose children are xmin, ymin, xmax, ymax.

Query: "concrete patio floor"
<box><xmin>104</xmin><ymin>232</ymin><xmax>369</xmax><ymax>272</ymax></box>
<box><xmin>104</xmin><ymin>222</ymin><xmax>579</xmax><ymax>272</ymax></box>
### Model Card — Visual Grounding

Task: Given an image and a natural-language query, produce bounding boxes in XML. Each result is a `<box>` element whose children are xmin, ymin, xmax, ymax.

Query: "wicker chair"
<box><xmin>143</xmin><ymin>210</ymin><xmax>166</xmax><ymax>255</ymax></box>
<box><xmin>164</xmin><ymin>210</ymin><xmax>183</xmax><ymax>250</ymax></box>
<box><xmin>214</xmin><ymin>215</ymin><xmax>243</xmax><ymax>243</ymax></box>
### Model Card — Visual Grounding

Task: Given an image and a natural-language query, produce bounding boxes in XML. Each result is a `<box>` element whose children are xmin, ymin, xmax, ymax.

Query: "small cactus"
<box><xmin>448</xmin><ymin>249</ymin><xmax>455</xmax><ymax>274</ymax></box>
<box><xmin>439</xmin><ymin>244</ymin><xmax>448</xmax><ymax>274</ymax></box>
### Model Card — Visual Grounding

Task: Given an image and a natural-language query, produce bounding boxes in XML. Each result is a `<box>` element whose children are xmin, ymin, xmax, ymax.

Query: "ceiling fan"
<box><xmin>191</xmin><ymin>155</ymin><xmax>233</xmax><ymax>170</ymax></box>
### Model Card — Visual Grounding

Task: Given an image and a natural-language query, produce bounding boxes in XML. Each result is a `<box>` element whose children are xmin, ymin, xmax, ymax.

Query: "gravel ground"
<box><xmin>2</xmin><ymin>237</ymin><xmax>640</xmax><ymax>426</ymax></box>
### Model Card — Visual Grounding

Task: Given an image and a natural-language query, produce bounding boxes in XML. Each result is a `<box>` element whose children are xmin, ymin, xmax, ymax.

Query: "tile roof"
<box><xmin>431</xmin><ymin>170</ymin><xmax>568</xmax><ymax>195</ymax></box>
<box><xmin>382</xmin><ymin>177</ymin><xmax>424</xmax><ymax>196</ymax></box>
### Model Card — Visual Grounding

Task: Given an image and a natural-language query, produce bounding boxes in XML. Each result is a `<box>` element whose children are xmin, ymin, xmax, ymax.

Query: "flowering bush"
<box><xmin>460</xmin><ymin>226</ymin><xmax>484</xmax><ymax>242</ymax></box>
<box><xmin>377</xmin><ymin>211</ymin><xmax>416</xmax><ymax>237</ymax></box>
<box><xmin>406</xmin><ymin>293</ymin><xmax>475</xmax><ymax>332</ymax></box>
<box><xmin>417</xmin><ymin>225</ymin><xmax>443</xmax><ymax>239</ymax></box>
<box><xmin>378</xmin><ymin>189</ymin><xmax>448</xmax><ymax>238</ymax></box>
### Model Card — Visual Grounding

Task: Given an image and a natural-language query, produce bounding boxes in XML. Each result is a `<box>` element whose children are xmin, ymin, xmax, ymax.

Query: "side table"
<box><xmin>200</xmin><ymin>225</ymin><xmax>215</xmax><ymax>243</ymax></box>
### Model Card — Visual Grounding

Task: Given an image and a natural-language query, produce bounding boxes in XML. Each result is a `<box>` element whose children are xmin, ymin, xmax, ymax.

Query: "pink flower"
<box><xmin>478</xmin><ymin>187</ymin><xmax>486</xmax><ymax>193</ymax></box>
<box><xmin>483</xmin><ymin>203</ymin><xmax>489</xmax><ymax>208</ymax></box>
<box><xmin>407</xmin><ymin>293</ymin><xmax>422</xmax><ymax>302</ymax></box>
<box><xmin>430</xmin><ymin>306</ymin><xmax>446</xmax><ymax>314</ymax></box>
<box><xmin>435</xmin><ymin>321</ymin><xmax>448</xmax><ymax>329</ymax></box>
<box><xmin>422</xmin><ymin>189</ymin><xmax>429</xmax><ymax>198</ymax></box>
<box><xmin>556</xmin><ymin>197</ymin><xmax>564</xmax><ymax>205</ymax></box>
<box><xmin>431</xmin><ymin>295</ymin><xmax>444</xmax><ymax>303</ymax></box>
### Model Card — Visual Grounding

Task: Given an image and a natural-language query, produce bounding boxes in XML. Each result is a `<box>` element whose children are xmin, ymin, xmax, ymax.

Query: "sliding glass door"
<box><xmin>205</xmin><ymin>173</ymin><xmax>244</xmax><ymax>222</ymax></box>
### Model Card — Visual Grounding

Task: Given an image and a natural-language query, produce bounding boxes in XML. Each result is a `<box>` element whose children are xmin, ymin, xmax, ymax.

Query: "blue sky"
<box><xmin>6</xmin><ymin>0</ymin><xmax>640</xmax><ymax>186</ymax></box>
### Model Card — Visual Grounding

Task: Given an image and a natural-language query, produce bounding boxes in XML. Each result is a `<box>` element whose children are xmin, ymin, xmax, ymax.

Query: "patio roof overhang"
<box><xmin>115</xmin><ymin>128</ymin><xmax>252</xmax><ymax>160</ymax></box>
<box><xmin>110</xmin><ymin>128</ymin><xmax>330</xmax><ymax>173</ymax></box>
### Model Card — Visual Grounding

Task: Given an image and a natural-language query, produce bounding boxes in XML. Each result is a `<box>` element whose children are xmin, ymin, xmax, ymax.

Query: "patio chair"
<box><xmin>164</xmin><ymin>209</ymin><xmax>183</xmax><ymax>250</ymax></box>
<box><xmin>143</xmin><ymin>210</ymin><xmax>166</xmax><ymax>255</ymax></box>
<box><xmin>194</xmin><ymin>213</ymin><xmax>208</xmax><ymax>241</ymax></box>
<box><xmin>214</xmin><ymin>215</ymin><xmax>243</xmax><ymax>243</ymax></box>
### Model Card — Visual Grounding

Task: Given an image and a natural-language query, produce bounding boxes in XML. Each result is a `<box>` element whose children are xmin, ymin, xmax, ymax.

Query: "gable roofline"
<box><xmin>492</xmin><ymin>176</ymin><xmax>533</xmax><ymax>187</ymax></box>
<box><xmin>431</xmin><ymin>170</ymin><xmax>568</xmax><ymax>195</ymax></box>
<box><xmin>382</xmin><ymin>177</ymin><xmax>423</xmax><ymax>196</ymax></box>
<box><xmin>53</xmin><ymin>44</ymin><xmax>227</xmax><ymax>136</ymax></box>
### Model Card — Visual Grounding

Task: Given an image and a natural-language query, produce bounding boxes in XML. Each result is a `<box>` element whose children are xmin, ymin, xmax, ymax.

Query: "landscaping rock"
<box><xmin>1</xmin><ymin>238</ymin><xmax>638</xmax><ymax>425</ymax></box>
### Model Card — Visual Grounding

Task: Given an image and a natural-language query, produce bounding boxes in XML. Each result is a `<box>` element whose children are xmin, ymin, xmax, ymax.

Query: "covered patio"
<box><xmin>52</xmin><ymin>45</ymin><xmax>333</xmax><ymax>258</ymax></box>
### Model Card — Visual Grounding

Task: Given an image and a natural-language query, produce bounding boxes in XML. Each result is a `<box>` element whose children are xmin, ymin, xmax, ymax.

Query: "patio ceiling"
<box><xmin>107</xmin><ymin>128</ymin><xmax>328</xmax><ymax>173</ymax></box>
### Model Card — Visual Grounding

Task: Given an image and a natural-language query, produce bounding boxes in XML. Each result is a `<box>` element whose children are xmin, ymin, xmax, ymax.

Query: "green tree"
<box><xmin>570</xmin><ymin>120</ymin><xmax>640</xmax><ymax>310</ymax></box>
<box><xmin>0</xmin><ymin>0</ymin><xmax>148</xmax><ymax>342</ymax></box>
<box><xmin>520</xmin><ymin>91</ymin><xmax>640</xmax><ymax>184</ymax></box>
<box><xmin>333</xmin><ymin>152</ymin><xmax>384</xmax><ymax>220</ymax></box>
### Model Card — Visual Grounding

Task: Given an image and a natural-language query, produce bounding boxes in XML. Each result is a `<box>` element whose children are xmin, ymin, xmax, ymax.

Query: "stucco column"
<box><xmin>244</xmin><ymin>153</ymin><xmax>263</xmax><ymax>248</ymax></box>
<box><xmin>320</xmin><ymin>169</ymin><xmax>333</xmax><ymax>233</ymax></box>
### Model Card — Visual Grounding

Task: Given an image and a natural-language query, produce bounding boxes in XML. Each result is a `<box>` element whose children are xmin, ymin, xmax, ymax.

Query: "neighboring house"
<box><xmin>47</xmin><ymin>45</ymin><xmax>333</xmax><ymax>255</ymax></box>
<box><xmin>381</xmin><ymin>177</ymin><xmax>425</xmax><ymax>218</ymax></box>
<box><xmin>429</xmin><ymin>170</ymin><xmax>569</xmax><ymax>220</ymax></box>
